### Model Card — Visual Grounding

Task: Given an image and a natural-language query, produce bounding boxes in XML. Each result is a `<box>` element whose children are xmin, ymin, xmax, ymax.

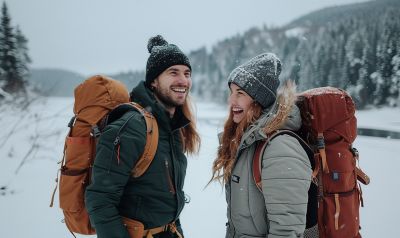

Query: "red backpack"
<box><xmin>253</xmin><ymin>87</ymin><xmax>370</xmax><ymax>238</ymax></box>
<box><xmin>49</xmin><ymin>75</ymin><xmax>159</xmax><ymax>235</ymax></box>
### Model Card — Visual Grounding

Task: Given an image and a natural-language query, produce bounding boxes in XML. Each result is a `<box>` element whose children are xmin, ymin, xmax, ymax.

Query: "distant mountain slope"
<box><xmin>189</xmin><ymin>0</ymin><xmax>400</xmax><ymax>108</ymax></box>
<box><xmin>29</xmin><ymin>69</ymin><xmax>85</xmax><ymax>97</ymax></box>
<box><xmin>110</xmin><ymin>70</ymin><xmax>145</xmax><ymax>92</ymax></box>
<box><xmin>288</xmin><ymin>0</ymin><xmax>397</xmax><ymax>28</ymax></box>
<box><xmin>29</xmin><ymin>69</ymin><xmax>144</xmax><ymax>97</ymax></box>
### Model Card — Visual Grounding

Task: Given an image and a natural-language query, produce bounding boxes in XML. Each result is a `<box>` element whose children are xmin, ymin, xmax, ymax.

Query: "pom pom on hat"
<box><xmin>147</xmin><ymin>35</ymin><xmax>168</xmax><ymax>53</ymax></box>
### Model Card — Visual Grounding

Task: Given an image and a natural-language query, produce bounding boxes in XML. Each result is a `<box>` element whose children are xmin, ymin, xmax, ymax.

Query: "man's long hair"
<box><xmin>180</xmin><ymin>94</ymin><xmax>201</xmax><ymax>154</ymax></box>
<box><xmin>210</xmin><ymin>102</ymin><xmax>263</xmax><ymax>184</ymax></box>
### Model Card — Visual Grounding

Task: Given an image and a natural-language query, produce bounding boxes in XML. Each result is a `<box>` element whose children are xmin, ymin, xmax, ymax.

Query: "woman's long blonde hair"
<box><xmin>210</xmin><ymin>102</ymin><xmax>263</xmax><ymax>184</ymax></box>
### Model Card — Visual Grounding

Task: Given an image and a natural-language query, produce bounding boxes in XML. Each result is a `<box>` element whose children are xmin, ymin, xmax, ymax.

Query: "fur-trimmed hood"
<box><xmin>238</xmin><ymin>81</ymin><xmax>300</xmax><ymax>150</ymax></box>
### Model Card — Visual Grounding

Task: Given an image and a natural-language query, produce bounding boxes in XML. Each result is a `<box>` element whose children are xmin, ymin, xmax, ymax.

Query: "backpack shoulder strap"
<box><xmin>252</xmin><ymin>130</ymin><xmax>314</xmax><ymax>191</ymax></box>
<box><xmin>128</xmin><ymin>102</ymin><xmax>159</xmax><ymax>178</ymax></box>
<box><xmin>110</xmin><ymin>102</ymin><xmax>159</xmax><ymax>178</ymax></box>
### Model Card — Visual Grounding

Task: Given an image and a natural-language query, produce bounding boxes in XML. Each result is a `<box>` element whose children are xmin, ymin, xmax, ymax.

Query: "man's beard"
<box><xmin>154</xmin><ymin>86</ymin><xmax>186</xmax><ymax>108</ymax></box>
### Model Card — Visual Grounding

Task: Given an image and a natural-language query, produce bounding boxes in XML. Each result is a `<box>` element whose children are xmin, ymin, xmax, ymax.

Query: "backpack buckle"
<box><xmin>90</xmin><ymin>126</ymin><xmax>101</xmax><ymax>138</ymax></box>
<box><xmin>351</xmin><ymin>147</ymin><xmax>359</xmax><ymax>158</ymax></box>
<box><xmin>113</xmin><ymin>136</ymin><xmax>120</xmax><ymax>146</ymax></box>
<box><xmin>316</xmin><ymin>135</ymin><xmax>325</xmax><ymax>149</ymax></box>
<box><xmin>68</xmin><ymin>116</ymin><xmax>76</xmax><ymax>128</ymax></box>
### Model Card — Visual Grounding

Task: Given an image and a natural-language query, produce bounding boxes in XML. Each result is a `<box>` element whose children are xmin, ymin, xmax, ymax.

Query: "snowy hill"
<box><xmin>29</xmin><ymin>69</ymin><xmax>85</xmax><ymax>97</ymax></box>
<box><xmin>0</xmin><ymin>97</ymin><xmax>399</xmax><ymax>237</ymax></box>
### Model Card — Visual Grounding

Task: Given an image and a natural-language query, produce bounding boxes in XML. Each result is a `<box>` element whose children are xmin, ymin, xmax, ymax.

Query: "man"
<box><xmin>85</xmin><ymin>35</ymin><xmax>201</xmax><ymax>238</ymax></box>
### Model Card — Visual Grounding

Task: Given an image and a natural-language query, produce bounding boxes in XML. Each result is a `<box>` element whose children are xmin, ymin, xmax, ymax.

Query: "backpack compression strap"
<box><xmin>252</xmin><ymin>129</ymin><xmax>313</xmax><ymax>192</ymax></box>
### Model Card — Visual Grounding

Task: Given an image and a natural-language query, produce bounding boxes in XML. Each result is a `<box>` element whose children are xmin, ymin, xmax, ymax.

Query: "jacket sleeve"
<box><xmin>85</xmin><ymin>112</ymin><xmax>147</xmax><ymax>238</ymax></box>
<box><xmin>261</xmin><ymin>134</ymin><xmax>312</xmax><ymax>238</ymax></box>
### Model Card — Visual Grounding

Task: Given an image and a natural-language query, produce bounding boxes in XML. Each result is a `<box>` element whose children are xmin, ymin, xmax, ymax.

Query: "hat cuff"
<box><xmin>240</xmin><ymin>80</ymin><xmax>276</xmax><ymax>108</ymax></box>
<box><xmin>228</xmin><ymin>68</ymin><xmax>277</xmax><ymax>108</ymax></box>
<box><xmin>145</xmin><ymin>54</ymin><xmax>191</xmax><ymax>85</ymax></box>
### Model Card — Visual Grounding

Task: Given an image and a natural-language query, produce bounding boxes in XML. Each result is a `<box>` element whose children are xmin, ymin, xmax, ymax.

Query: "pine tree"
<box><xmin>0</xmin><ymin>2</ymin><xmax>25</xmax><ymax>94</ymax></box>
<box><xmin>372</xmin><ymin>11</ymin><xmax>397</xmax><ymax>106</ymax></box>
<box><xmin>390</xmin><ymin>52</ymin><xmax>400</xmax><ymax>106</ymax></box>
<box><xmin>15</xmin><ymin>26</ymin><xmax>31</xmax><ymax>83</ymax></box>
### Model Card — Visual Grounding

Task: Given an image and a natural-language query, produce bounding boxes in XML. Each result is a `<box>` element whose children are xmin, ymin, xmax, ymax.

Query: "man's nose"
<box><xmin>177</xmin><ymin>73</ymin><xmax>189</xmax><ymax>84</ymax></box>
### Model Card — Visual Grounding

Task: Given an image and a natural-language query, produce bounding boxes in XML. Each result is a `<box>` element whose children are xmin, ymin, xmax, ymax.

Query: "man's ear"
<box><xmin>150</xmin><ymin>78</ymin><xmax>158</xmax><ymax>89</ymax></box>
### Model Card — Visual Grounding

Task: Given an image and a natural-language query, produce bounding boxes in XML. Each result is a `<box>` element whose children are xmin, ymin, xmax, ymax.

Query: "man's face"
<box><xmin>151</xmin><ymin>65</ymin><xmax>192</xmax><ymax>109</ymax></box>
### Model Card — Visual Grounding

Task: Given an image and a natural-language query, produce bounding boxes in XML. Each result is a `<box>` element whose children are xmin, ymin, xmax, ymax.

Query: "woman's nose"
<box><xmin>228</xmin><ymin>94</ymin><xmax>235</xmax><ymax>105</ymax></box>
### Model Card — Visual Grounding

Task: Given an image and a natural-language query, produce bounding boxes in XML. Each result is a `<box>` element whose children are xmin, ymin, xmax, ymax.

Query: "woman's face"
<box><xmin>228</xmin><ymin>83</ymin><xmax>254</xmax><ymax>124</ymax></box>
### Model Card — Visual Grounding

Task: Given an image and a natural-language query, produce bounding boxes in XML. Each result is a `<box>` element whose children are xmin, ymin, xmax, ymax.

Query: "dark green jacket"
<box><xmin>85</xmin><ymin>82</ymin><xmax>190</xmax><ymax>238</ymax></box>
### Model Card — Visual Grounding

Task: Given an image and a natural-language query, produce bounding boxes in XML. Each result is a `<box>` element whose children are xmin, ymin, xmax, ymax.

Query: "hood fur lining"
<box><xmin>262</xmin><ymin>80</ymin><xmax>297</xmax><ymax>134</ymax></box>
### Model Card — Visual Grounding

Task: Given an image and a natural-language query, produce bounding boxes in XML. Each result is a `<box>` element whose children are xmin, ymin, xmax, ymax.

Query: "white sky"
<box><xmin>8</xmin><ymin>0</ymin><xmax>369</xmax><ymax>76</ymax></box>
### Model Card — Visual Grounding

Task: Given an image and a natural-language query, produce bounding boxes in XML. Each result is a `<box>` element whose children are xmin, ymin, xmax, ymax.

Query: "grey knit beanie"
<box><xmin>145</xmin><ymin>35</ymin><xmax>191</xmax><ymax>87</ymax></box>
<box><xmin>228</xmin><ymin>53</ymin><xmax>281</xmax><ymax>108</ymax></box>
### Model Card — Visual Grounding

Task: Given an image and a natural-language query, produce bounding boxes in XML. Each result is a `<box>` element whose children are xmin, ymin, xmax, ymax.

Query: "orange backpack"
<box><xmin>49</xmin><ymin>75</ymin><xmax>159</xmax><ymax>235</ymax></box>
<box><xmin>253</xmin><ymin>87</ymin><xmax>370</xmax><ymax>238</ymax></box>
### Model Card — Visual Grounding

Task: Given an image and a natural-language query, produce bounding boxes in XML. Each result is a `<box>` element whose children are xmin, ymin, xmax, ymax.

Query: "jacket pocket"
<box><xmin>59</xmin><ymin>136</ymin><xmax>92</xmax><ymax>211</ymax></box>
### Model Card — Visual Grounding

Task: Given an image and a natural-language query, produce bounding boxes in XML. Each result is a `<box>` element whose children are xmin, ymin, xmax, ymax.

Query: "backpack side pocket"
<box><xmin>59</xmin><ymin>136</ymin><xmax>95</xmax><ymax>234</ymax></box>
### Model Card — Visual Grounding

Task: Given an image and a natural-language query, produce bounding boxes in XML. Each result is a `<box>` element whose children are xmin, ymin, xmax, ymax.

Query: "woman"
<box><xmin>211</xmin><ymin>53</ymin><xmax>313</xmax><ymax>238</ymax></box>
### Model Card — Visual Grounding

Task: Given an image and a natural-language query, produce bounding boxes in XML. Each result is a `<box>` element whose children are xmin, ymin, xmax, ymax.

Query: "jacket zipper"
<box><xmin>165</xmin><ymin>159</ymin><xmax>176</xmax><ymax>194</ymax></box>
<box><xmin>229</xmin><ymin>180</ymin><xmax>236</xmax><ymax>238</ymax></box>
<box><xmin>170</xmin><ymin>131</ymin><xmax>182</xmax><ymax>222</ymax></box>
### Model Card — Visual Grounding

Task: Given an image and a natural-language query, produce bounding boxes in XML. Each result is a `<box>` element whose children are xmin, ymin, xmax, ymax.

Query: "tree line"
<box><xmin>189</xmin><ymin>0</ymin><xmax>400</xmax><ymax>108</ymax></box>
<box><xmin>0</xmin><ymin>1</ymin><xmax>30</xmax><ymax>97</ymax></box>
<box><xmin>288</xmin><ymin>0</ymin><xmax>400</xmax><ymax>108</ymax></box>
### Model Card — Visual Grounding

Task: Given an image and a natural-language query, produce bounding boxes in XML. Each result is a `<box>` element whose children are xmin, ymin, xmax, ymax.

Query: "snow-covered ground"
<box><xmin>0</xmin><ymin>97</ymin><xmax>399</xmax><ymax>238</ymax></box>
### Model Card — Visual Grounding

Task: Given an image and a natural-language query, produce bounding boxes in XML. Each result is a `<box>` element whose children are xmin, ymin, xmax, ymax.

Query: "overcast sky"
<box><xmin>9</xmin><ymin>0</ymin><xmax>369</xmax><ymax>76</ymax></box>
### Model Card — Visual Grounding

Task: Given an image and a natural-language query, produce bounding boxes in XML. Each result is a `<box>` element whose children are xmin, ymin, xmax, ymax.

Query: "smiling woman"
<box><xmin>211</xmin><ymin>52</ymin><xmax>313</xmax><ymax>238</ymax></box>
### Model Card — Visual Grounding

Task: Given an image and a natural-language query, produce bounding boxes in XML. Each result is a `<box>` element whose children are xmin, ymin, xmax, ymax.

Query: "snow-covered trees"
<box><xmin>187</xmin><ymin>0</ymin><xmax>399</xmax><ymax>108</ymax></box>
<box><xmin>0</xmin><ymin>2</ymin><xmax>30</xmax><ymax>96</ymax></box>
